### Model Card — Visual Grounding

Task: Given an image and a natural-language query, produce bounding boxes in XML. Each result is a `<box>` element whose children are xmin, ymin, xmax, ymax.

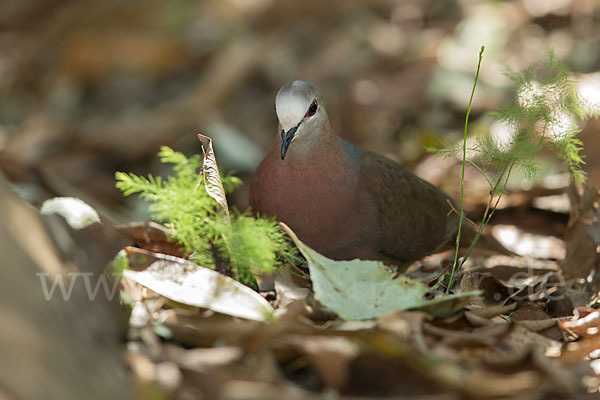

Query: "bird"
<box><xmin>250</xmin><ymin>80</ymin><xmax>465</xmax><ymax>268</ymax></box>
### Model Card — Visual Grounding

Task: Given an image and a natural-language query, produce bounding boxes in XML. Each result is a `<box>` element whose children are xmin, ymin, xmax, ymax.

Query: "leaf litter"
<box><xmin>116</xmin><ymin>138</ymin><xmax>600</xmax><ymax>399</ymax></box>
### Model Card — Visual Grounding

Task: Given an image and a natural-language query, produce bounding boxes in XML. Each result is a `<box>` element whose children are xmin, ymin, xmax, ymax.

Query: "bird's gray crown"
<box><xmin>275</xmin><ymin>80</ymin><xmax>321</xmax><ymax>131</ymax></box>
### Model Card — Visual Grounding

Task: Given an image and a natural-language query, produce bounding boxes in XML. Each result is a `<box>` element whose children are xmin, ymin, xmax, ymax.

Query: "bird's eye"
<box><xmin>305</xmin><ymin>100</ymin><xmax>318</xmax><ymax>118</ymax></box>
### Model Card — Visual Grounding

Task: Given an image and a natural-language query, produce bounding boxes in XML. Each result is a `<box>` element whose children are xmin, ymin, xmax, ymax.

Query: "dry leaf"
<box><xmin>562</xmin><ymin>184</ymin><xmax>600</xmax><ymax>279</ymax></box>
<box><xmin>116</xmin><ymin>221</ymin><xmax>185</xmax><ymax>257</ymax></box>
<box><xmin>197</xmin><ymin>133</ymin><xmax>231</xmax><ymax>221</ymax></box>
<box><xmin>560</xmin><ymin>310</ymin><xmax>600</xmax><ymax>336</ymax></box>
<box><xmin>123</xmin><ymin>247</ymin><xmax>274</xmax><ymax>322</ymax></box>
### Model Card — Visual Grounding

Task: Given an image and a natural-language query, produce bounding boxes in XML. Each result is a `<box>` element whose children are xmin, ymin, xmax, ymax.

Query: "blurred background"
<box><xmin>0</xmin><ymin>0</ymin><xmax>599</xmax><ymax>220</ymax></box>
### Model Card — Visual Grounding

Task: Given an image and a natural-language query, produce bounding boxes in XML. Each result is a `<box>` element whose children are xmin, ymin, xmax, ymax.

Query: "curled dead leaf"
<box><xmin>197</xmin><ymin>133</ymin><xmax>230</xmax><ymax>221</ymax></box>
<box><xmin>560</xmin><ymin>310</ymin><xmax>600</xmax><ymax>337</ymax></box>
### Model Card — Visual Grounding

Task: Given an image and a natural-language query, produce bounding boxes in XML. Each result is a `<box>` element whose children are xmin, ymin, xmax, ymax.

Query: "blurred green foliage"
<box><xmin>116</xmin><ymin>146</ymin><xmax>297</xmax><ymax>287</ymax></box>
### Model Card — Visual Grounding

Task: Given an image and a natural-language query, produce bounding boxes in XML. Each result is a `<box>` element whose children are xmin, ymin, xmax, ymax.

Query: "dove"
<box><xmin>249</xmin><ymin>80</ymin><xmax>463</xmax><ymax>267</ymax></box>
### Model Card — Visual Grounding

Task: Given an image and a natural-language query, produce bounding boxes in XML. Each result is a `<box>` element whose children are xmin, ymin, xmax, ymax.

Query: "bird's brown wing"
<box><xmin>356</xmin><ymin>147</ymin><xmax>459</xmax><ymax>262</ymax></box>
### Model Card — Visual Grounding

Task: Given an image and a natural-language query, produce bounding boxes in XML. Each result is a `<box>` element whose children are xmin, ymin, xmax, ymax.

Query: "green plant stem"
<box><xmin>447</xmin><ymin>46</ymin><xmax>485</xmax><ymax>292</ymax></box>
<box><xmin>457</xmin><ymin>161</ymin><xmax>515</xmax><ymax>265</ymax></box>
<box><xmin>467</xmin><ymin>160</ymin><xmax>494</xmax><ymax>188</ymax></box>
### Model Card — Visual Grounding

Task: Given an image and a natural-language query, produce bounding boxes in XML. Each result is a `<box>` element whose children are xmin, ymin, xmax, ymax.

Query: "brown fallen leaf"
<box><xmin>277</xmin><ymin>335</ymin><xmax>358</xmax><ymax>390</ymax></box>
<box><xmin>162</xmin><ymin>310</ymin><xmax>263</xmax><ymax>348</ymax></box>
<box><xmin>377</xmin><ymin>311</ymin><xmax>430</xmax><ymax>351</ymax></box>
<box><xmin>423</xmin><ymin>322</ymin><xmax>501</xmax><ymax>347</ymax></box>
<box><xmin>560</xmin><ymin>310</ymin><xmax>600</xmax><ymax>337</ymax></box>
<box><xmin>460</xmin><ymin>271</ymin><xmax>512</xmax><ymax>305</ymax></box>
<box><xmin>116</xmin><ymin>221</ymin><xmax>185</xmax><ymax>257</ymax></box>
<box><xmin>499</xmin><ymin>324</ymin><xmax>559</xmax><ymax>355</ymax></box>
<box><xmin>517</xmin><ymin>319</ymin><xmax>560</xmax><ymax>333</ymax></box>
<box><xmin>562</xmin><ymin>183</ymin><xmax>600</xmax><ymax>280</ymax></box>
<box><xmin>165</xmin><ymin>344</ymin><xmax>243</xmax><ymax>372</ymax></box>
<box><xmin>464</xmin><ymin>311</ymin><xmax>495</xmax><ymax>327</ymax></box>
<box><xmin>466</xmin><ymin>302</ymin><xmax>517</xmax><ymax>319</ymax></box>
<box><xmin>273</xmin><ymin>268</ymin><xmax>335</xmax><ymax>321</ymax></box>
<box><xmin>559</xmin><ymin>334</ymin><xmax>600</xmax><ymax>364</ymax></box>
<box><xmin>458</xmin><ymin>370</ymin><xmax>540</xmax><ymax>399</ymax></box>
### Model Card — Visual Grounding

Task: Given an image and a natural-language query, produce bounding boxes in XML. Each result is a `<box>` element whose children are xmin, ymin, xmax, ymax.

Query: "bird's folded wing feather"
<box><xmin>355</xmin><ymin>147</ymin><xmax>459</xmax><ymax>261</ymax></box>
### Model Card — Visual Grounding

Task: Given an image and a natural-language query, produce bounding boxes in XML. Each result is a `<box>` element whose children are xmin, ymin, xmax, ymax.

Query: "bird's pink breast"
<box><xmin>250</xmin><ymin>149</ymin><xmax>371</xmax><ymax>259</ymax></box>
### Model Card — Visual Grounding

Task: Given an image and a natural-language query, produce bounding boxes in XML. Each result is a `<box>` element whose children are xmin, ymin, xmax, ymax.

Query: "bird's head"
<box><xmin>275</xmin><ymin>80</ymin><xmax>329</xmax><ymax>160</ymax></box>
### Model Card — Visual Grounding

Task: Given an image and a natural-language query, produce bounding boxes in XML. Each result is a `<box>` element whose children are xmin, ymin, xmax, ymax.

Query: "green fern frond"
<box><xmin>433</xmin><ymin>48</ymin><xmax>596</xmax><ymax>289</ymax></box>
<box><xmin>115</xmin><ymin>146</ymin><xmax>297</xmax><ymax>287</ymax></box>
<box><xmin>436</xmin><ymin>50</ymin><xmax>594</xmax><ymax>184</ymax></box>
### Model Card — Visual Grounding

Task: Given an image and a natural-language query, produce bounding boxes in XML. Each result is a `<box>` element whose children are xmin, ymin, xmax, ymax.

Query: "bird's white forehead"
<box><xmin>275</xmin><ymin>93</ymin><xmax>309</xmax><ymax>130</ymax></box>
<box><xmin>275</xmin><ymin>81</ymin><xmax>319</xmax><ymax>131</ymax></box>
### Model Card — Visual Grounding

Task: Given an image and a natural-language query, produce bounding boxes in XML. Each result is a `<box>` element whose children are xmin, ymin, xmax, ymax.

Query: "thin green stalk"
<box><xmin>458</xmin><ymin>161</ymin><xmax>515</xmax><ymax>264</ymax></box>
<box><xmin>466</xmin><ymin>160</ymin><xmax>494</xmax><ymax>188</ymax></box>
<box><xmin>477</xmin><ymin>162</ymin><xmax>510</xmax><ymax>229</ymax></box>
<box><xmin>447</xmin><ymin>46</ymin><xmax>485</xmax><ymax>292</ymax></box>
<box><xmin>441</xmin><ymin>49</ymin><xmax>592</xmax><ymax>290</ymax></box>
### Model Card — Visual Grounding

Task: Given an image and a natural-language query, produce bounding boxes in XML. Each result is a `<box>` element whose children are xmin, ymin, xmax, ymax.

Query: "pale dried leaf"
<box><xmin>123</xmin><ymin>249</ymin><xmax>274</xmax><ymax>322</ymax></box>
<box><xmin>197</xmin><ymin>133</ymin><xmax>230</xmax><ymax>220</ymax></box>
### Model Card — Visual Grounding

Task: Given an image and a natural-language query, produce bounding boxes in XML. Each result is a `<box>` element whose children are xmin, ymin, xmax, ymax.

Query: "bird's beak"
<box><xmin>281</xmin><ymin>124</ymin><xmax>299</xmax><ymax>160</ymax></box>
